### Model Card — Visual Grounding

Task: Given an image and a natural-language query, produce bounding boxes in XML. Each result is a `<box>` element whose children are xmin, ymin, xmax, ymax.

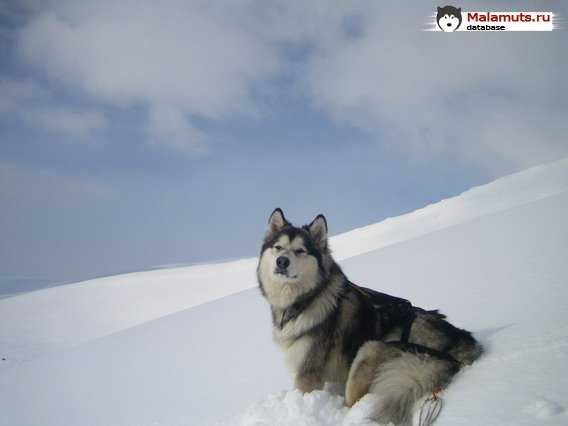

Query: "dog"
<box><xmin>257</xmin><ymin>208</ymin><xmax>482</xmax><ymax>425</ymax></box>
<box><xmin>436</xmin><ymin>6</ymin><xmax>462</xmax><ymax>32</ymax></box>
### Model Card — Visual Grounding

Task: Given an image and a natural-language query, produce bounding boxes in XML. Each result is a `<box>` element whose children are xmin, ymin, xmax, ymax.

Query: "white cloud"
<box><xmin>0</xmin><ymin>78</ymin><xmax>47</xmax><ymax>113</ymax></box>
<box><xmin>148</xmin><ymin>104</ymin><xmax>203</xmax><ymax>151</ymax></box>
<box><xmin>300</xmin><ymin>2</ymin><xmax>568</xmax><ymax>173</ymax></box>
<box><xmin>10</xmin><ymin>0</ymin><xmax>568</xmax><ymax>169</ymax></box>
<box><xmin>0</xmin><ymin>163</ymin><xmax>113</xmax><ymax>202</ymax></box>
<box><xmin>16</xmin><ymin>0</ymin><xmax>279</xmax><ymax>149</ymax></box>
<box><xmin>33</xmin><ymin>108</ymin><xmax>108</xmax><ymax>137</ymax></box>
<box><xmin>0</xmin><ymin>77</ymin><xmax>107</xmax><ymax>138</ymax></box>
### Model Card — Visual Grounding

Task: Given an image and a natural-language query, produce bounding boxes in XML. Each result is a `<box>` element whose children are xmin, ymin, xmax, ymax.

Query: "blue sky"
<box><xmin>1</xmin><ymin>1</ymin><xmax>567</xmax><ymax>285</ymax></box>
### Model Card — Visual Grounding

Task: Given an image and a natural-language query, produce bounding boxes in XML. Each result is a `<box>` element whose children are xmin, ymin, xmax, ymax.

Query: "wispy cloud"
<box><xmin>0</xmin><ymin>163</ymin><xmax>113</xmax><ymax>202</ymax></box>
<box><xmin>299</xmin><ymin>2</ymin><xmax>568</xmax><ymax>173</ymax></box>
<box><xmin>147</xmin><ymin>104</ymin><xmax>204</xmax><ymax>151</ymax></box>
<box><xmin>0</xmin><ymin>78</ymin><xmax>108</xmax><ymax>138</ymax></box>
<box><xmin>6</xmin><ymin>0</ymin><xmax>568</xmax><ymax>170</ymax></box>
<box><xmin>15</xmin><ymin>0</ymin><xmax>279</xmax><ymax>149</ymax></box>
<box><xmin>33</xmin><ymin>107</ymin><xmax>108</xmax><ymax>138</ymax></box>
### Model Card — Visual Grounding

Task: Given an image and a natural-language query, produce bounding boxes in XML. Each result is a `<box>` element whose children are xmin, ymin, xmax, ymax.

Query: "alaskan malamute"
<box><xmin>257</xmin><ymin>208</ymin><xmax>482</xmax><ymax>425</ymax></box>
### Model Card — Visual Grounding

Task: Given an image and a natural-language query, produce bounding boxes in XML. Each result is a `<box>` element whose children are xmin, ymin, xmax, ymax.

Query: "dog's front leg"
<box><xmin>295</xmin><ymin>371</ymin><xmax>324</xmax><ymax>393</ymax></box>
<box><xmin>294</xmin><ymin>342</ymin><xmax>327</xmax><ymax>393</ymax></box>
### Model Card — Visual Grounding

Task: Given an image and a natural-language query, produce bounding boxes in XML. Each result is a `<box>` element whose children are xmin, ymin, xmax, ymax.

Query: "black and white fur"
<box><xmin>258</xmin><ymin>208</ymin><xmax>482</xmax><ymax>425</ymax></box>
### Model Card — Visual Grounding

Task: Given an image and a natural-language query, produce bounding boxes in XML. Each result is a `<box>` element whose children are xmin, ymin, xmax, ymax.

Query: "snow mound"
<box><xmin>227</xmin><ymin>390</ymin><xmax>379</xmax><ymax>426</ymax></box>
<box><xmin>523</xmin><ymin>399</ymin><xmax>565</xmax><ymax>419</ymax></box>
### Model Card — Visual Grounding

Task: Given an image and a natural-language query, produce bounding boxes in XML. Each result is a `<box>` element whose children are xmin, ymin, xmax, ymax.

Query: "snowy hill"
<box><xmin>1</xmin><ymin>158</ymin><xmax>568</xmax><ymax>426</ymax></box>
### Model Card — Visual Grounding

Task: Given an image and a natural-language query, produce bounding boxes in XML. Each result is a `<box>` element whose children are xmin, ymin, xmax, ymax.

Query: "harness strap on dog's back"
<box><xmin>399</xmin><ymin>310</ymin><xmax>416</xmax><ymax>344</ymax></box>
<box><xmin>349</xmin><ymin>281</ymin><xmax>416</xmax><ymax>343</ymax></box>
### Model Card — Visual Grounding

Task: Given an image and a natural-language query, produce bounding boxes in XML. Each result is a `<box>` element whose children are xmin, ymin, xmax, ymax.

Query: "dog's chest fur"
<box><xmin>269</xmin><ymin>275</ymin><xmax>357</xmax><ymax>384</ymax></box>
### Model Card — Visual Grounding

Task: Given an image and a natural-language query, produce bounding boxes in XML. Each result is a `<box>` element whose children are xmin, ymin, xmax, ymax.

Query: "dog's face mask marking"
<box><xmin>258</xmin><ymin>208</ymin><xmax>328</xmax><ymax>308</ymax></box>
<box><xmin>263</xmin><ymin>234</ymin><xmax>318</xmax><ymax>284</ymax></box>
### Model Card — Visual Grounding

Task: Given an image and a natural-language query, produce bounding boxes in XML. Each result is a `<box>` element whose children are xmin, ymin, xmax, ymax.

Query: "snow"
<box><xmin>228</xmin><ymin>390</ymin><xmax>380</xmax><ymax>426</ymax></box>
<box><xmin>1</xmin><ymin>158</ymin><xmax>568</xmax><ymax>426</ymax></box>
<box><xmin>3</xmin><ymin>158</ymin><xmax>568</xmax><ymax>363</ymax></box>
<box><xmin>0</xmin><ymin>257</ymin><xmax>257</xmax><ymax>360</ymax></box>
<box><xmin>331</xmin><ymin>157</ymin><xmax>568</xmax><ymax>260</ymax></box>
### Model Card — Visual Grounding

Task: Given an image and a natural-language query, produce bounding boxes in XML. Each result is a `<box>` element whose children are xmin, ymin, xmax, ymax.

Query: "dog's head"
<box><xmin>257</xmin><ymin>208</ymin><xmax>331</xmax><ymax>308</ymax></box>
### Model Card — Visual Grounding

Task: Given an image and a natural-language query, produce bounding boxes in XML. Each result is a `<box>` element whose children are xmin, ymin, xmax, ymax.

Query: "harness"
<box><xmin>348</xmin><ymin>281</ymin><xmax>416</xmax><ymax>343</ymax></box>
<box><xmin>350</xmin><ymin>281</ymin><xmax>463</xmax><ymax>367</ymax></box>
<box><xmin>277</xmin><ymin>281</ymin><xmax>329</xmax><ymax>329</ymax></box>
<box><xmin>349</xmin><ymin>282</ymin><xmax>450</xmax><ymax>426</ymax></box>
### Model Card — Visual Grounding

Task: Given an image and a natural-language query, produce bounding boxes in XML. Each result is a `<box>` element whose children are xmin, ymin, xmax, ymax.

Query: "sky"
<box><xmin>1</xmin><ymin>0</ymin><xmax>567</xmax><ymax>286</ymax></box>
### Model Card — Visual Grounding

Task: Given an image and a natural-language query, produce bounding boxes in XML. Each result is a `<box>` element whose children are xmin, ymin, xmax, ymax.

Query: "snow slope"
<box><xmin>2</xmin><ymin>158</ymin><xmax>567</xmax><ymax>363</ymax></box>
<box><xmin>1</xmin><ymin>158</ymin><xmax>567</xmax><ymax>425</ymax></box>
<box><xmin>331</xmin><ymin>157</ymin><xmax>568</xmax><ymax>260</ymax></box>
<box><xmin>0</xmin><ymin>257</ymin><xmax>257</xmax><ymax>361</ymax></box>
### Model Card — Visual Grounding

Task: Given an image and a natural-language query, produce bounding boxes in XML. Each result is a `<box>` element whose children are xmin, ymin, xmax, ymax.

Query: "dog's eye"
<box><xmin>274</xmin><ymin>245</ymin><xmax>283</xmax><ymax>251</ymax></box>
<box><xmin>295</xmin><ymin>249</ymin><xmax>306</xmax><ymax>255</ymax></box>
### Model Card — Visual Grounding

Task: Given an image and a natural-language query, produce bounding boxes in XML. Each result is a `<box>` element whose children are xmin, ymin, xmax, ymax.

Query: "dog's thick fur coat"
<box><xmin>257</xmin><ymin>209</ymin><xmax>482</xmax><ymax>425</ymax></box>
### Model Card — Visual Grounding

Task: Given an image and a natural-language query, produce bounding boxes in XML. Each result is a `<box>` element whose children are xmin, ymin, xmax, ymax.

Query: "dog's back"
<box><xmin>407</xmin><ymin>310</ymin><xmax>483</xmax><ymax>365</ymax></box>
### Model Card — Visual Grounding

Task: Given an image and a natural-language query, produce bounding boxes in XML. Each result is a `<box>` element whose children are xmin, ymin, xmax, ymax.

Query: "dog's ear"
<box><xmin>267</xmin><ymin>208</ymin><xmax>288</xmax><ymax>237</ymax></box>
<box><xmin>457</xmin><ymin>7</ymin><xmax>461</xmax><ymax>13</ymax></box>
<box><xmin>437</xmin><ymin>6</ymin><xmax>442</xmax><ymax>13</ymax></box>
<box><xmin>308</xmin><ymin>214</ymin><xmax>328</xmax><ymax>249</ymax></box>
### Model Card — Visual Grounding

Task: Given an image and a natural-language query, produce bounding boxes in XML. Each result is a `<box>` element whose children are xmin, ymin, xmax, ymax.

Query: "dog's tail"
<box><xmin>367</xmin><ymin>346</ymin><xmax>458</xmax><ymax>426</ymax></box>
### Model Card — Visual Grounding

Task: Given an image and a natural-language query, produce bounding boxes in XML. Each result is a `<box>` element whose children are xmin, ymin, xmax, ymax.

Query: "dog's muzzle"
<box><xmin>275</xmin><ymin>267</ymin><xmax>291</xmax><ymax>277</ymax></box>
<box><xmin>275</xmin><ymin>256</ymin><xmax>290</xmax><ymax>276</ymax></box>
<box><xmin>276</xmin><ymin>256</ymin><xmax>290</xmax><ymax>269</ymax></box>
<box><xmin>274</xmin><ymin>256</ymin><xmax>297</xmax><ymax>279</ymax></box>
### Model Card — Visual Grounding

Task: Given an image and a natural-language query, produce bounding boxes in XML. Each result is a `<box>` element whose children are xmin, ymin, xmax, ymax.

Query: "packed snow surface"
<box><xmin>1</xmin><ymin>158</ymin><xmax>568</xmax><ymax>425</ymax></box>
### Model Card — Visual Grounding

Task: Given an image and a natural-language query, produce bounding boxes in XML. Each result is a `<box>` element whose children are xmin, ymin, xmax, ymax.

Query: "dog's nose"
<box><xmin>447</xmin><ymin>23</ymin><xmax>452</xmax><ymax>26</ymax></box>
<box><xmin>276</xmin><ymin>256</ymin><xmax>290</xmax><ymax>269</ymax></box>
